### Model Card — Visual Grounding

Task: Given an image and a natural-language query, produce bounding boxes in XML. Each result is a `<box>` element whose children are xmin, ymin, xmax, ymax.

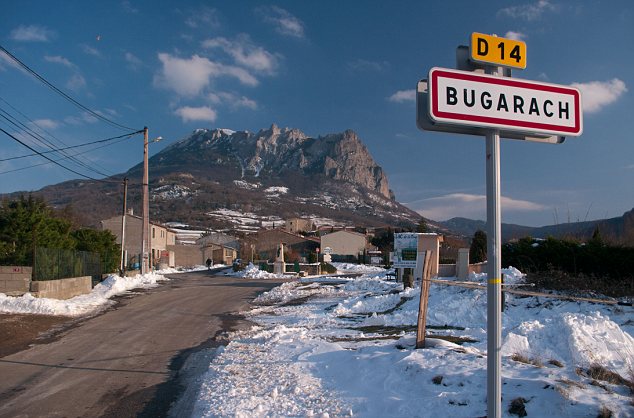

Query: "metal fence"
<box><xmin>33</xmin><ymin>247</ymin><xmax>104</xmax><ymax>281</ymax></box>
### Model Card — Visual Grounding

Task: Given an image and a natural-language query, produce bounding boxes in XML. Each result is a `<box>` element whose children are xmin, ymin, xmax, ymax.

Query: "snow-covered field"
<box><xmin>193</xmin><ymin>264</ymin><xmax>634</xmax><ymax>418</ymax></box>
<box><xmin>0</xmin><ymin>265</ymin><xmax>209</xmax><ymax>316</ymax></box>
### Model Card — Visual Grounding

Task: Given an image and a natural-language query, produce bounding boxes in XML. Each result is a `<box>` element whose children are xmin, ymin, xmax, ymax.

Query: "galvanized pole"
<box><xmin>119</xmin><ymin>177</ymin><xmax>128</xmax><ymax>275</ymax></box>
<box><xmin>485</xmin><ymin>65</ymin><xmax>503</xmax><ymax>418</ymax></box>
<box><xmin>141</xmin><ymin>127</ymin><xmax>150</xmax><ymax>274</ymax></box>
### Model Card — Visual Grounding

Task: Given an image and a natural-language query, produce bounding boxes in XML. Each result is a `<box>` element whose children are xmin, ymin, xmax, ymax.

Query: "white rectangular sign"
<box><xmin>393</xmin><ymin>233</ymin><xmax>419</xmax><ymax>268</ymax></box>
<box><xmin>428</xmin><ymin>67</ymin><xmax>582</xmax><ymax>137</ymax></box>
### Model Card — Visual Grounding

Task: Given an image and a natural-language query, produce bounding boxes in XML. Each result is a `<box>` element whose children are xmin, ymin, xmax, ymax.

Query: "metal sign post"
<box><xmin>416</xmin><ymin>32</ymin><xmax>582</xmax><ymax>418</ymax></box>
<box><xmin>485</xmin><ymin>65</ymin><xmax>503</xmax><ymax>418</ymax></box>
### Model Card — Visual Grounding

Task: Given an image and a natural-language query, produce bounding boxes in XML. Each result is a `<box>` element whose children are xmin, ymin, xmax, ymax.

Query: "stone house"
<box><xmin>253</xmin><ymin>229</ymin><xmax>320</xmax><ymax>261</ymax></box>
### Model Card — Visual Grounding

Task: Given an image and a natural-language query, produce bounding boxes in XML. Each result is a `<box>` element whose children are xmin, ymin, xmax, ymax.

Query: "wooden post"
<box><xmin>416</xmin><ymin>251</ymin><xmax>433</xmax><ymax>349</ymax></box>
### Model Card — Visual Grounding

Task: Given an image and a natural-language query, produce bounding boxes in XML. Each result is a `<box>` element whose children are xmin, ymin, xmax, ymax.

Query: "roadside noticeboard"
<box><xmin>393</xmin><ymin>233</ymin><xmax>419</xmax><ymax>268</ymax></box>
<box><xmin>428</xmin><ymin>67</ymin><xmax>583</xmax><ymax>137</ymax></box>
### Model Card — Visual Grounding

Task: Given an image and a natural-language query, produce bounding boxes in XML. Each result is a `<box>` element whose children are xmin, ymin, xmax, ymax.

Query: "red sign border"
<box><xmin>429</xmin><ymin>68</ymin><xmax>582</xmax><ymax>136</ymax></box>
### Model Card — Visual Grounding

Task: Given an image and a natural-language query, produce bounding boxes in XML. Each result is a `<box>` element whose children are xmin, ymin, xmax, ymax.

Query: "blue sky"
<box><xmin>0</xmin><ymin>0</ymin><xmax>631</xmax><ymax>227</ymax></box>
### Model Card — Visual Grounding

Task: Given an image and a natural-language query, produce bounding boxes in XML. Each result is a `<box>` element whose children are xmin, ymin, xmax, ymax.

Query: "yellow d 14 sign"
<box><xmin>470</xmin><ymin>32</ymin><xmax>526</xmax><ymax>69</ymax></box>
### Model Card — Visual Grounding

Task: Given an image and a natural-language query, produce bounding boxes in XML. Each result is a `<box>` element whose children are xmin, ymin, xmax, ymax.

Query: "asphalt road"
<box><xmin>0</xmin><ymin>269</ymin><xmax>288</xmax><ymax>418</ymax></box>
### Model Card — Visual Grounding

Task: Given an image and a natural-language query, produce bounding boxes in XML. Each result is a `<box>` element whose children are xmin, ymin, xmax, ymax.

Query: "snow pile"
<box><xmin>193</xmin><ymin>266</ymin><xmax>634</xmax><ymax>417</ymax></box>
<box><xmin>332</xmin><ymin>262</ymin><xmax>387</xmax><ymax>275</ymax></box>
<box><xmin>468</xmin><ymin>266</ymin><xmax>525</xmax><ymax>284</ymax></box>
<box><xmin>228</xmin><ymin>263</ymin><xmax>290</xmax><ymax>280</ymax></box>
<box><xmin>0</xmin><ymin>266</ymin><xmax>204</xmax><ymax>317</ymax></box>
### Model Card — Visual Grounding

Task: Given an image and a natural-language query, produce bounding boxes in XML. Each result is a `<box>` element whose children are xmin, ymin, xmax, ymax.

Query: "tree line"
<box><xmin>0</xmin><ymin>195</ymin><xmax>119</xmax><ymax>272</ymax></box>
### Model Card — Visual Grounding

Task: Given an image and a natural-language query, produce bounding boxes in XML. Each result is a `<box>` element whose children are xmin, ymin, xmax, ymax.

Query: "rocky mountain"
<box><xmin>10</xmin><ymin>125</ymin><xmax>422</xmax><ymax>232</ymax></box>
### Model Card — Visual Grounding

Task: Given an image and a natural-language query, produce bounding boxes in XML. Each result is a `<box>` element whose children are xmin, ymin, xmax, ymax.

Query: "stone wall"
<box><xmin>168</xmin><ymin>244</ymin><xmax>204</xmax><ymax>267</ymax></box>
<box><xmin>30</xmin><ymin>276</ymin><xmax>92</xmax><ymax>300</ymax></box>
<box><xmin>0</xmin><ymin>266</ymin><xmax>32</xmax><ymax>296</ymax></box>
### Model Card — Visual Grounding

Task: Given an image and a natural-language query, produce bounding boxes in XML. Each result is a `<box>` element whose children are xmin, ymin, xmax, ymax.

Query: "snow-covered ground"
<box><xmin>193</xmin><ymin>264</ymin><xmax>634</xmax><ymax>418</ymax></box>
<box><xmin>0</xmin><ymin>265</ymin><xmax>210</xmax><ymax>316</ymax></box>
<box><xmin>2</xmin><ymin>262</ymin><xmax>632</xmax><ymax>416</ymax></box>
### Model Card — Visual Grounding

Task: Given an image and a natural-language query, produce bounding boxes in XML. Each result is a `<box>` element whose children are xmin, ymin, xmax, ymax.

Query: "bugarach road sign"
<box><xmin>470</xmin><ymin>32</ymin><xmax>526</xmax><ymax>69</ymax></box>
<box><xmin>428</xmin><ymin>67</ymin><xmax>583</xmax><ymax>137</ymax></box>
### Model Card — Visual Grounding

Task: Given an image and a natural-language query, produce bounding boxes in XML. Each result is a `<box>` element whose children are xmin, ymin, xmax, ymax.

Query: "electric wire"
<box><xmin>0</xmin><ymin>130</ymin><xmax>141</xmax><ymax>162</ymax></box>
<box><xmin>0</xmin><ymin>127</ymin><xmax>135</xmax><ymax>183</ymax></box>
<box><xmin>0</xmin><ymin>134</ymin><xmax>133</xmax><ymax>176</ymax></box>
<box><xmin>0</xmin><ymin>110</ymin><xmax>113</xmax><ymax>178</ymax></box>
<box><xmin>0</xmin><ymin>44</ymin><xmax>137</xmax><ymax>132</ymax></box>
<box><xmin>0</xmin><ymin>95</ymin><xmax>125</xmax><ymax>176</ymax></box>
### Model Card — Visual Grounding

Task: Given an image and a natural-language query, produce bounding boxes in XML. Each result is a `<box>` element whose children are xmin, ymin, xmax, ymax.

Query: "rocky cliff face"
<box><xmin>158</xmin><ymin>125</ymin><xmax>392</xmax><ymax>199</ymax></box>
<box><xmin>24</xmin><ymin>125</ymin><xmax>420</xmax><ymax>231</ymax></box>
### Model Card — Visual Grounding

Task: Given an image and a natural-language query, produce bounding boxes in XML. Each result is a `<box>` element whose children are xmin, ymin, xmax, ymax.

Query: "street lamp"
<box><xmin>141</xmin><ymin>127</ymin><xmax>162</xmax><ymax>275</ymax></box>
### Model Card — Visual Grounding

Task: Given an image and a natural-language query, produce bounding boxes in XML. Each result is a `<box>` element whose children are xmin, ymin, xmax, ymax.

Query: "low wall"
<box><xmin>469</xmin><ymin>262</ymin><xmax>487</xmax><ymax>275</ymax></box>
<box><xmin>438</xmin><ymin>264</ymin><xmax>456</xmax><ymax>277</ymax></box>
<box><xmin>30</xmin><ymin>276</ymin><xmax>92</xmax><ymax>300</ymax></box>
<box><xmin>0</xmin><ymin>266</ymin><xmax>32</xmax><ymax>296</ymax></box>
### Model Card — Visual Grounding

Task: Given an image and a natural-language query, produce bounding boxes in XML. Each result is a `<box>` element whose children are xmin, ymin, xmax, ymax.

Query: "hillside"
<box><xmin>4</xmin><ymin>125</ymin><xmax>422</xmax><ymax>232</ymax></box>
<box><xmin>439</xmin><ymin>208</ymin><xmax>634</xmax><ymax>244</ymax></box>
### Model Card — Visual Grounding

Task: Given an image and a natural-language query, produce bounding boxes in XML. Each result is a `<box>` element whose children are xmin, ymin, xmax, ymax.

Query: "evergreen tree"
<box><xmin>470</xmin><ymin>230</ymin><xmax>487</xmax><ymax>263</ymax></box>
<box><xmin>417</xmin><ymin>218</ymin><xmax>430</xmax><ymax>233</ymax></box>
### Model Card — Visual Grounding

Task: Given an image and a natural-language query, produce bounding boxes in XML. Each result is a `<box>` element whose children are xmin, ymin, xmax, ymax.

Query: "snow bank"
<box><xmin>0</xmin><ymin>266</ymin><xmax>204</xmax><ymax>317</ymax></box>
<box><xmin>193</xmin><ymin>266</ymin><xmax>634</xmax><ymax>417</ymax></box>
<box><xmin>227</xmin><ymin>263</ymin><xmax>289</xmax><ymax>280</ymax></box>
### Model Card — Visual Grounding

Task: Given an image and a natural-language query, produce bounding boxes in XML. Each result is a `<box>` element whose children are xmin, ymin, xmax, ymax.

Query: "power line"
<box><xmin>0</xmin><ymin>110</ymin><xmax>113</xmax><ymax>178</ymax></box>
<box><xmin>0</xmin><ymin>134</ymin><xmax>134</xmax><ymax>176</ymax></box>
<box><xmin>0</xmin><ymin>95</ymin><xmax>129</xmax><ymax>177</ymax></box>
<box><xmin>0</xmin><ymin>44</ymin><xmax>138</xmax><ymax>132</ymax></box>
<box><xmin>0</xmin><ymin>127</ymin><xmax>128</xmax><ymax>182</ymax></box>
<box><xmin>0</xmin><ymin>130</ymin><xmax>141</xmax><ymax>162</ymax></box>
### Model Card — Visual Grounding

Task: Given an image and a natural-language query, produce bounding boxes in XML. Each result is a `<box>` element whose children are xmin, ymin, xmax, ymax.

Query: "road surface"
<box><xmin>0</xmin><ymin>270</ymin><xmax>287</xmax><ymax>418</ymax></box>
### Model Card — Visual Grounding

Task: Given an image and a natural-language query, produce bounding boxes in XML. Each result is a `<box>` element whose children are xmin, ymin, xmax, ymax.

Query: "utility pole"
<box><xmin>141</xmin><ymin>127</ymin><xmax>150</xmax><ymax>274</ymax></box>
<box><xmin>120</xmin><ymin>177</ymin><xmax>128</xmax><ymax>276</ymax></box>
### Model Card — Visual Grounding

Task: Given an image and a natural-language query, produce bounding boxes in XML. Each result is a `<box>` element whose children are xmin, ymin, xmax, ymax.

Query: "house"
<box><xmin>253</xmin><ymin>229</ymin><xmax>320</xmax><ymax>261</ymax></box>
<box><xmin>101</xmin><ymin>213</ymin><xmax>176</xmax><ymax>269</ymax></box>
<box><xmin>285</xmin><ymin>218</ymin><xmax>315</xmax><ymax>234</ymax></box>
<box><xmin>196</xmin><ymin>233</ymin><xmax>240</xmax><ymax>265</ymax></box>
<box><xmin>320</xmin><ymin>229</ymin><xmax>368</xmax><ymax>261</ymax></box>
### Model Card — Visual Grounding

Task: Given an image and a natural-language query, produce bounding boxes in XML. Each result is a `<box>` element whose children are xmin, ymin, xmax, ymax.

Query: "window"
<box><xmin>152</xmin><ymin>227</ymin><xmax>155</xmax><ymax>239</ymax></box>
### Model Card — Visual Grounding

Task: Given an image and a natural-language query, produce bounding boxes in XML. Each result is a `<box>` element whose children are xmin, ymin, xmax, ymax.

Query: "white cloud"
<box><xmin>81</xmin><ymin>44</ymin><xmax>102</xmax><ymax>57</ymax></box>
<box><xmin>125</xmin><ymin>52</ymin><xmax>142</xmax><ymax>70</ymax></box>
<box><xmin>498</xmin><ymin>0</ymin><xmax>557</xmax><ymax>21</ymax></box>
<box><xmin>202</xmin><ymin>35</ymin><xmax>279</xmax><ymax>74</ymax></box>
<box><xmin>66</xmin><ymin>73</ymin><xmax>87</xmax><ymax>92</ymax></box>
<box><xmin>184</xmin><ymin>6</ymin><xmax>220</xmax><ymax>29</ymax></box>
<box><xmin>44</xmin><ymin>55</ymin><xmax>75</xmax><ymax>68</ymax></box>
<box><xmin>347</xmin><ymin>59</ymin><xmax>390</xmax><ymax>73</ymax></box>
<box><xmin>388</xmin><ymin>89</ymin><xmax>416</xmax><ymax>103</ymax></box>
<box><xmin>154</xmin><ymin>53</ymin><xmax>259</xmax><ymax>97</ymax></box>
<box><xmin>10</xmin><ymin>24</ymin><xmax>55</xmax><ymax>42</ymax></box>
<box><xmin>504</xmin><ymin>31</ymin><xmax>527</xmax><ymax>41</ymax></box>
<box><xmin>208</xmin><ymin>92</ymin><xmax>258</xmax><ymax>110</ymax></box>
<box><xmin>570</xmin><ymin>79</ymin><xmax>627</xmax><ymax>114</ymax></box>
<box><xmin>64</xmin><ymin>112</ymin><xmax>98</xmax><ymax>125</ymax></box>
<box><xmin>409</xmin><ymin>193</ymin><xmax>545</xmax><ymax>221</ymax></box>
<box><xmin>257</xmin><ymin>6</ymin><xmax>305</xmax><ymax>39</ymax></box>
<box><xmin>154</xmin><ymin>53</ymin><xmax>219</xmax><ymax>97</ymax></box>
<box><xmin>30</xmin><ymin>118</ymin><xmax>60</xmax><ymax>130</ymax></box>
<box><xmin>174</xmin><ymin>106</ymin><xmax>217</xmax><ymax>123</ymax></box>
<box><xmin>121</xmin><ymin>0</ymin><xmax>138</xmax><ymax>14</ymax></box>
